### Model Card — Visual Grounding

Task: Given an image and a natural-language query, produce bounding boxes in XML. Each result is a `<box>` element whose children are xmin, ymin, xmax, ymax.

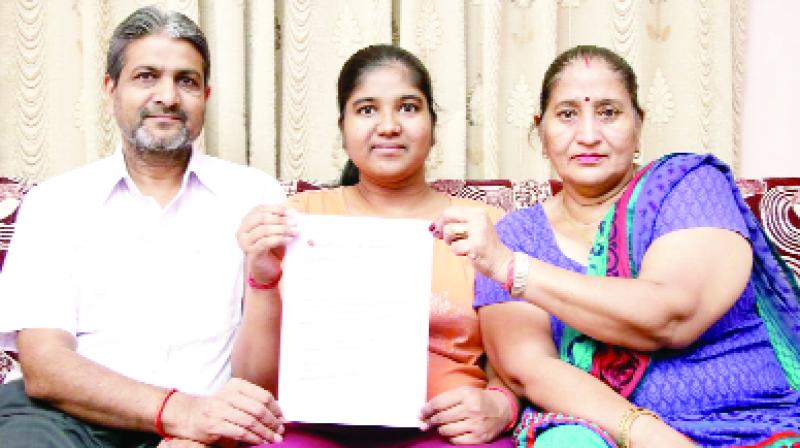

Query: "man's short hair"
<box><xmin>106</xmin><ymin>6</ymin><xmax>210</xmax><ymax>85</ymax></box>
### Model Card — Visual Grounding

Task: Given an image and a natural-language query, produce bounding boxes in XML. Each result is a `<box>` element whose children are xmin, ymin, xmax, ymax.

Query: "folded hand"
<box><xmin>419</xmin><ymin>386</ymin><xmax>511</xmax><ymax>445</ymax></box>
<box><xmin>183</xmin><ymin>378</ymin><xmax>285</xmax><ymax>445</ymax></box>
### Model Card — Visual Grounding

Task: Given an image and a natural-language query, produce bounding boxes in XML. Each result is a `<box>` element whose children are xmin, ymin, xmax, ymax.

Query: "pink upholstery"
<box><xmin>1</xmin><ymin>176</ymin><xmax>798</xmax><ymax>384</ymax></box>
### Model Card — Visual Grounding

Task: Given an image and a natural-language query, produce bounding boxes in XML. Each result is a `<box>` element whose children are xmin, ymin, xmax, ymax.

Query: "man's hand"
<box><xmin>167</xmin><ymin>378</ymin><xmax>284</xmax><ymax>445</ymax></box>
<box><xmin>155</xmin><ymin>437</ymin><xmax>250</xmax><ymax>448</ymax></box>
<box><xmin>419</xmin><ymin>386</ymin><xmax>511</xmax><ymax>445</ymax></box>
<box><xmin>156</xmin><ymin>438</ymin><xmax>208</xmax><ymax>447</ymax></box>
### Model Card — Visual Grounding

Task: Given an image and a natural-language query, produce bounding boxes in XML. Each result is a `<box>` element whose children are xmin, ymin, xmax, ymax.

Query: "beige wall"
<box><xmin>740</xmin><ymin>0</ymin><xmax>800</xmax><ymax>178</ymax></box>
<box><xmin>0</xmin><ymin>1</ymin><xmax>770</xmax><ymax>182</ymax></box>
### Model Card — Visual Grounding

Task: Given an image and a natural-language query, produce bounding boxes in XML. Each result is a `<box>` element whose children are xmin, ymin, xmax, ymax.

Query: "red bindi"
<box><xmin>583</xmin><ymin>55</ymin><xmax>591</xmax><ymax>68</ymax></box>
<box><xmin>585</xmin><ymin>97</ymin><xmax>590</xmax><ymax>102</ymax></box>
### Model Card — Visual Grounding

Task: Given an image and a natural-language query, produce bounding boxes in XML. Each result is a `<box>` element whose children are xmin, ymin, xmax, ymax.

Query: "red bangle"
<box><xmin>248</xmin><ymin>270</ymin><xmax>282</xmax><ymax>290</ymax></box>
<box><xmin>155</xmin><ymin>388</ymin><xmax>178</xmax><ymax>439</ymax></box>
<box><xmin>503</xmin><ymin>256</ymin><xmax>515</xmax><ymax>293</ymax></box>
<box><xmin>487</xmin><ymin>386</ymin><xmax>519</xmax><ymax>432</ymax></box>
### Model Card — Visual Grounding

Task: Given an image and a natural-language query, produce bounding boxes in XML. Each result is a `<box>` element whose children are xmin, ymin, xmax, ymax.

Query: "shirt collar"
<box><xmin>96</xmin><ymin>143</ymin><xmax>220</xmax><ymax>205</ymax></box>
<box><xmin>184</xmin><ymin>147</ymin><xmax>223</xmax><ymax>195</ymax></box>
<box><xmin>93</xmin><ymin>148</ymin><xmax>130</xmax><ymax>205</ymax></box>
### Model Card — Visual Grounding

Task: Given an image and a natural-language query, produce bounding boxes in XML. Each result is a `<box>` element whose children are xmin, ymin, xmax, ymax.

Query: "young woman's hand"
<box><xmin>236</xmin><ymin>205</ymin><xmax>298</xmax><ymax>286</ymax></box>
<box><xmin>419</xmin><ymin>386</ymin><xmax>512</xmax><ymax>444</ymax></box>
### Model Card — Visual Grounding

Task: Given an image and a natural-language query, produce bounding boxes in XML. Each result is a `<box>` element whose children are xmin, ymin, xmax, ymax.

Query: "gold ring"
<box><xmin>452</xmin><ymin>229</ymin><xmax>468</xmax><ymax>240</ymax></box>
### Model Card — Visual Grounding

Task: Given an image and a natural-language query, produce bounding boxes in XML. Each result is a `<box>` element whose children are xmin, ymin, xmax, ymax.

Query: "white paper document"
<box><xmin>278</xmin><ymin>213</ymin><xmax>433</xmax><ymax>427</ymax></box>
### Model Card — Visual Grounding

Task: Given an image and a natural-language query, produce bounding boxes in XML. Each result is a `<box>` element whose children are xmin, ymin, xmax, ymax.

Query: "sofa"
<box><xmin>1</xmin><ymin>175</ymin><xmax>799</xmax><ymax>383</ymax></box>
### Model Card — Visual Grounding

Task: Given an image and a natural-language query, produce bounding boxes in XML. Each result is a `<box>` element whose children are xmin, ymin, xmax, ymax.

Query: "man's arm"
<box><xmin>17</xmin><ymin>328</ymin><xmax>284</xmax><ymax>445</ymax></box>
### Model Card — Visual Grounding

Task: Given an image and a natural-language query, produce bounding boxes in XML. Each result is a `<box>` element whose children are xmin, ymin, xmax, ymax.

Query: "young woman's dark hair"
<box><xmin>336</xmin><ymin>44</ymin><xmax>437</xmax><ymax>186</ymax></box>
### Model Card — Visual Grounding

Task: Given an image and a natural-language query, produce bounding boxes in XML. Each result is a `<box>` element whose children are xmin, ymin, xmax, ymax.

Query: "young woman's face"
<box><xmin>539</xmin><ymin>58</ymin><xmax>640</xmax><ymax>195</ymax></box>
<box><xmin>341</xmin><ymin>63</ymin><xmax>433</xmax><ymax>186</ymax></box>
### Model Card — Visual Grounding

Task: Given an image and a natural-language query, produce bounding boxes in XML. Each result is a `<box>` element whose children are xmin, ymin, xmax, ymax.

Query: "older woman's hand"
<box><xmin>419</xmin><ymin>386</ymin><xmax>512</xmax><ymax>445</ymax></box>
<box><xmin>431</xmin><ymin>206</ymin><xmax>513</xmax><ymax>284</ymax></box>
<box><xmin>236</xmin><ymin>204</ymin><xmax>298</xmax><ymax>286</ymax></box>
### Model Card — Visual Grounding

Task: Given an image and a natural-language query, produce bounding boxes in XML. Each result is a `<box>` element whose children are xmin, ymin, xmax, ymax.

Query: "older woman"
<box><xmin>434</xmin><ymin>45</ymin><xmax>800</xmax><ymax>448</ymax></box>
<box><xmin>234</xmin><ymin>44</ymin><xmax>515</xmax><ymax>447</ymax></box>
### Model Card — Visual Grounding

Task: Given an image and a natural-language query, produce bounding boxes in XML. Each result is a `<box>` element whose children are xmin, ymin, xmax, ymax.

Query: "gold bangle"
<box><xmin>616</xmin><ymin>406</ymin><xmax>661</xmax><ymax>448</ymax></box>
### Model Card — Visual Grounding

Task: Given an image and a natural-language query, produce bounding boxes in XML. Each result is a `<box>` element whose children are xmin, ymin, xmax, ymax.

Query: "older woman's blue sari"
<box><xmin>514</xmin><ymin>153</ymin><xmax>800</xmax><ymax>447</ymax></box>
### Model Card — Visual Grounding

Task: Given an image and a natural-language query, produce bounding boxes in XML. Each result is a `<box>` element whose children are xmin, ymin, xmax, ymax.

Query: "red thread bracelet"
<box><xmin>487</xmin><ymin>386</ymin><xmax>519</xmax><ymax>432</ymax></box>
<box><xmin>155</xmin><ymin>388</ymin><xmax>178</xmax><ymax>440</ymax></box>
<box><xmin>503</xmin><ymin>256</ymin><xmax>515</xmax><ymax>293</ymax></box>
<box><xmin>248</xmin><ymin>270</ymin><xmax>282</xmax><ymax>290</ymax></box>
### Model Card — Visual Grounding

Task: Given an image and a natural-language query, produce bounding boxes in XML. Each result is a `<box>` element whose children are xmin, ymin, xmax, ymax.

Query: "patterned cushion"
<box><xmin>736</xmin><ymin>178</ymin><xmax>800</xmax><ymax>280</ymax></box>
<box><xmin>0</xmin><ymin>177</ymin><xmax>31</xmax><ymax>384</ymax></box>
<box><xmin>0</xmin><ymin>352</ymin><xmax>16</xmax><ymax>384</ymax></box>
<box><xmin>278</xmin><ymin>179</ymin><xmax>557</xmax><ymax>212</ymax></box>
<box><xmin>0</xmin><ymin>177</ymin><xmax>32</xmax><ymax>270</ymax></box>
<box><xmin>1</xmin><ymin>176</ymin><xmax>798</xmax><ymax>384</ymax></box>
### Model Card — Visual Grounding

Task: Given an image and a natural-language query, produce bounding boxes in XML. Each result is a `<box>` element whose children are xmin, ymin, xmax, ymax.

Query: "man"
<box><xmin>0</xmin><ymin>6</ymin><xmax>285</xmax><ymax>447</ymax></box>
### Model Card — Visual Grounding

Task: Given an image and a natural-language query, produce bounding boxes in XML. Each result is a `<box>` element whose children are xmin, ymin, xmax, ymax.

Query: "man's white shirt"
<box><xmin>0</xmin><ymin>148</ymin><xmax>284</xmax><ymax>395</ymax></box>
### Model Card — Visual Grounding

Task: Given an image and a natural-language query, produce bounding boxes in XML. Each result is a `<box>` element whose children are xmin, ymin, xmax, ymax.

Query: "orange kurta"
<box><xmin>287</xmin><ymin>187</ymin><xmax>504</xmax><ymax>399</ymax></box>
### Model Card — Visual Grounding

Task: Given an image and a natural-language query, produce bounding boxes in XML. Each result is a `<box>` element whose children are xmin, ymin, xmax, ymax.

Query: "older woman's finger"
<box><xmin>432</xmin><ymin>207</ymin><xmax>486</xmax><ymax>239</ymax></box>
<box><xmin>443</xmin><ymin>222</ymin><xmax>469</xmax><ymax>243</ymax></box>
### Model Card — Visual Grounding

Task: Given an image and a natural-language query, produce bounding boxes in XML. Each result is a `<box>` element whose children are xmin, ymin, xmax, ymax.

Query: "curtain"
<box><xmin>0</xmin><ymin>0</ymin><xmax>747</xmax><ymax>183</ymax></box>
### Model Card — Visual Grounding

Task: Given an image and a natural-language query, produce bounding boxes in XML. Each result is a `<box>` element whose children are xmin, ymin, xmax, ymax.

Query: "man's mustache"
<box><xmin>138</xmin><ymin>107</ymin><xmax>187</xmax><ymax>123</ymax></box>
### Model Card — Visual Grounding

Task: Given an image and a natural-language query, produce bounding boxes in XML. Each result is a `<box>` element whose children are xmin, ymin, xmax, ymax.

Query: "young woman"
<box><xmin>234</xmin><ymin>44</ymin><xmax>515</xmax><ymax>447</ymax></box>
